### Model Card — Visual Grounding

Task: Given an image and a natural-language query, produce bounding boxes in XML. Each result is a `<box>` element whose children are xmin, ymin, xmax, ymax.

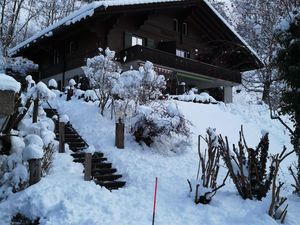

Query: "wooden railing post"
<box><xmin>59</xmin><ymin>122</ymin><xmax>65</xmax><ymax>153</ymax></box>
<box><xmin>28</xmin><ymin>159</ymin><xmax>41</xmax><ymax>185</ymax></box>
<box><xmin>115</xmin><ymin>118</ymin><xmax>124</xmax><ymax>149</ymax></box>
<box><xmin>84</xmin><ymin>153</ymin><xmax>92</xmax><ymax>181</ymax></box>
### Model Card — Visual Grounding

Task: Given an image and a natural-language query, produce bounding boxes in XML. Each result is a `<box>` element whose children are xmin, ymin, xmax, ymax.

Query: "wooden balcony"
<box><xmin>117</xmin><ymin>45</ymin><xmax>241</xmax><ymax>84</ymax></box>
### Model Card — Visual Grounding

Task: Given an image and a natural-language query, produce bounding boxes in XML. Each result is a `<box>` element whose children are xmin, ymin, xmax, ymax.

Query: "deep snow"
<box><xmin>0</xmin><ymin>91</ymin><xmax>299</xmax><ymax>225</ymax></box>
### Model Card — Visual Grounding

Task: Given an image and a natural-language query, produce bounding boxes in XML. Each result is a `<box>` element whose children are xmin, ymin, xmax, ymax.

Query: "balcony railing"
<box><xmin>117</xmin><ymin>45</ymin><xmax>241</xmax><ymax>84</ymax></box>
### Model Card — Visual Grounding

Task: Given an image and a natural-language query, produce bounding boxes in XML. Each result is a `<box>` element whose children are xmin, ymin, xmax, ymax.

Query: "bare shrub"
<box><xmin>218</xmin><ymin>127</ymin><xmax>273</xmax><ymax>200</ymax></box>
<box><xmin>41</xmin><ymin>143</ymin><xmax>55</xmax><ymax>176</ymax></box>
<box><xmin>268</xmin><ymin>147</ymin><xmax>294</xmax><ymax>223</ymax></box>
<box><xmin>188</xmin><ymin>128</ymin><xmax>228</xmax><ymax>204</ymax></box>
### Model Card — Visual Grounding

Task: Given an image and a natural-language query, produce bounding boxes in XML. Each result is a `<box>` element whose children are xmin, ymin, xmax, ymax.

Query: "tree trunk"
<box><xmin>262</xmin><ymin>80</ymin><xmax>271</xmax><ymax>104</ymax></box>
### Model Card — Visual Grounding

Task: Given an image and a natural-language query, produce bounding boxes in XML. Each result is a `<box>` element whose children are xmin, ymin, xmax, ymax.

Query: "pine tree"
<box><xmin>275</xmin><ymin>10</ymin><xmax>300</xmax><ymax>194</ymax></box>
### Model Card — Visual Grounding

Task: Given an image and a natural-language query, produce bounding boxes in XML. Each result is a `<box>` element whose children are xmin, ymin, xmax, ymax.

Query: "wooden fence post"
<box><xmin>84</xmin><ymin>153</ymin><xmax>92</xmax><ymax>181</ymax></box>
<box><xmin>28</xmin><ymin>159</ymin><xmax>41</xmax><ymax>185</ymax></box>
<box><xmin>32</xmin><ymin>98</ymin><xmax>39</xmax><ymax>123</ymax></box>
<box><xmin>115</xmin><ymin>118</ymin><xmax>124</xmax><ymax>149</ymax></box>
<box><xmin>59</xmin><ymin>122</ymin><xmax>65</xmax><ymax>153</ymax></box>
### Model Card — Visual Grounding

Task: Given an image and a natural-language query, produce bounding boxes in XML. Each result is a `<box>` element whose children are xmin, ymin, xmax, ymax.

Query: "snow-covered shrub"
<box><xmin>48</xmin><ymin>79</ymin><xmax>58</xmax><ymax>90</ymax></box>
<box><xmin>170</xmin><ymin>92</ymin><xmax>217</xmax><ymax>104</ymax></box>
<box><xmin>218</xmin><ymin>127</ymin><xmax>276</xmax><ymax>200</ymax></box>
<box><xmin>133</xmin><ymin>61</ymin><xmax>165</xmax><ymax>104</ymax></box>
<box><xmin>131</xmin><ymin>102</ymin><xmax>191</xmax><ymax>153</ymax></box>
<box><xmin>0</xmin><ymin>136</ymin><xmax>28</xmax><ymax>201</ymax></box>
<box><xmin>6</xmin><ymin>56</ymin><xmax>38</xmax><ymax>76</ymax></box>
<box><xmin>188</xmin><ymin>128</ymin><xmax>228</xmax><ymax>204</ymax></box>
<box><xmin>82</xmin><ymin>47</ymin><xmax>120</xmax><ymax>115</ymax></box>
<box><xmin>112</xmin><ymin>61</ymin><xmax>165</xmax><ymax>117</ymax></box>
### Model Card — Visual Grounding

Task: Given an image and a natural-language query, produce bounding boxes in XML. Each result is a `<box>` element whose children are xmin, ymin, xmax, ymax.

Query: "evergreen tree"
<box><xmin>275</xmin><ymin>10</ymin><xmax>300</xmax><ymax>194</ymax></box>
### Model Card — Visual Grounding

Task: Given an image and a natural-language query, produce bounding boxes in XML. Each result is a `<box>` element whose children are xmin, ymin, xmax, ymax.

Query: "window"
<box><xmin>182</xmin><ymin>22</ymin><xmax>188</xmax><ymax>36</ymax></box>
<box><xmin>173</xmin><ymin>19</ymin><xmax>179</xmax><ymax>32</ymax></box>
<box><xmin>131</xmin><ymin>36</ymin><xmax>143</xmax><ymax>46</ymax></box>
<box><xmin>68</xmin><ymin>41</ymin><xmax>78</xmax><ymax>53</ymax></box>
<box><xmin>53</xmin><ymin>49</ymin><xmax>60</xmax><ymax>64</ymax></box>
<box><xmin>176</xmin><ymin>49</ymin><xmax>190</xmax><ymax>58</ymax></box>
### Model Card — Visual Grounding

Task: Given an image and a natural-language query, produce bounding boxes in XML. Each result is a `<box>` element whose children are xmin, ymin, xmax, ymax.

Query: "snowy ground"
<box><xmin>0</xmin><ymin>91</ymin><xmax>299</xmax><ymax>225</ymax></box>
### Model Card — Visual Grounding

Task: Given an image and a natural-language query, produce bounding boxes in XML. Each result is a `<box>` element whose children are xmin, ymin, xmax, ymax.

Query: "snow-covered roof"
<box><xmin>0</xmin><ymin>73</ymin><xmax>21</xmax><ymax>92</ymax></box>
<box><xmin>8</xmin><ymin>0</ymin><xmax>261</xmax><ymax>64</ymax></box>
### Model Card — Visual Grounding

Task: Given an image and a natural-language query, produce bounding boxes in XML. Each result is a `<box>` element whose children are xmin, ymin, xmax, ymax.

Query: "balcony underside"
<box><xmin>118</xmin><ymin>46</ymin><xmax>241</xmax><ymax>89</ymax></box>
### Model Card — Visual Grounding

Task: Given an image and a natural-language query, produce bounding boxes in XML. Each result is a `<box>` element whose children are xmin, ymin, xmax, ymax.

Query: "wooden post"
<box><xmin>115</xmin><ymin>118</ymin><xmax>124</xmax><ymax>149</ymax></box>
<box><xmin>28</xmin><ymin>159</ymin><xmax>41</xmax><ymax>185</ymax></box>
<box><xmin>32</xmin><ymin>98</ymin><xmax>39</xmax><ymax>123</ymax></box>
<box><xmin>84</xmin><ymin>153</ymin><xmax>92</xmax><ymax>181</ymax></box>
<box><xmin>59</xmin><ymin>122</ymin><xmax>65</xmax><ymax>153</ymax></box>
<box><xmin>66</xmin><ymin>89</ymin><xmax>74</xmax><ymax>101</ymax></box>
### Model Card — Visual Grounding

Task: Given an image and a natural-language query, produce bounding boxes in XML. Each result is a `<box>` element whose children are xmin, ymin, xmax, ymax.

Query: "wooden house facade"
<box><xmin>8</xmin><ymin>0</ymin><xmax>263</xmax><ymax>102</ymax></box>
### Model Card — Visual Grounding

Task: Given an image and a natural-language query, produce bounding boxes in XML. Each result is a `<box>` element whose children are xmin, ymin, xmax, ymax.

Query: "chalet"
<box><xmin>8</xmin><ymin>0</ymin><xmax>263</xmax><ymax>102</ymax></box>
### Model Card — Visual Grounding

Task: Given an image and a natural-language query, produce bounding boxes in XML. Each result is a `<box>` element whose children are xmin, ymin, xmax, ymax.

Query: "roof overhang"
<box><xmin>8</xmin><ymin>0</ymin><xmax>263</xmax><ymax>71</ymax></box>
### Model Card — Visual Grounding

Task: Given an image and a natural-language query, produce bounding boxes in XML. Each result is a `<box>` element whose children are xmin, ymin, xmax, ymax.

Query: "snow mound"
<box><xmin>0</xmin><ymin>73</ymin><xmax>21</xmax><ymax>92</ymax></box>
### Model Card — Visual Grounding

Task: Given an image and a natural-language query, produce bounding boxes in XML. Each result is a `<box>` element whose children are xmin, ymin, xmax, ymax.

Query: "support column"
<box><xmin>223</xmin><ymin>86</ymin><xmax>233</xmax><ymax>103</ymax></box>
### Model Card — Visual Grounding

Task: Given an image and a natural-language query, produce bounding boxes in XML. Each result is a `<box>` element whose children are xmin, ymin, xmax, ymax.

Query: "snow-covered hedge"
<box><xmin>131</xmin><ymin>101</ymin><xmax>191</xmax><ymax>153</ymax></box>
<box><xmin>170</xmin><ymin>91</ymin><xmax>217</xmax><ymax>104</ymax></box>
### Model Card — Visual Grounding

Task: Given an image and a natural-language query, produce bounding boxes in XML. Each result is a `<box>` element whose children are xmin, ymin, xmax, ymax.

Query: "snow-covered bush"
<box><xmin>82</xmin><ymin>47</ymin><xmax>120</xmax><ymax>115</ymax></box>
<box><xmin>112</xmin><ymin>61</ymin><xmax>165</xmax><ymax>117</ymax></box>
<box><xmin>170</xmin><ymin>92</ymin><xmax>217</xmax><ymax>104</ymax></box>
<box><xmin>48</xmin><ymin>79</ymin><xmax>58</xmax><ymax>89</ymax></box>
<box><xmin>188</xmin><ymin>128</ymin><xmax>228</xmax><ymax>204</ymax></box>
<box><xmin>6</xmin><ymin>56</ymin><xmax>38</xmax><ymax>76</ymax></box>
<box><xmin>131</xmin><ymin>102</ymin><xmax>191</xmax><ymax>153</ymax></box>
<box><xmin>0</xmin><ymin>136</ymin><xmax>28</xmax><ymax>201</ymax></box>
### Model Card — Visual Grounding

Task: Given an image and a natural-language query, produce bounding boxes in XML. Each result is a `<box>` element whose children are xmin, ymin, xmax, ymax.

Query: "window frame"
<box><xmin>131</xmin><ymin>35</ymin><xmax>144</xmax><ymax>46</ymax></box>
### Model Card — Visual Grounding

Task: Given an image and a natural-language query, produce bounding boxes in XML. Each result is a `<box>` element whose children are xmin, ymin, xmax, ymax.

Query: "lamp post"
<box><xmin>115</xmin><ymin>109</ymin><xmax>125</xmax><ymax>149</ymax></box>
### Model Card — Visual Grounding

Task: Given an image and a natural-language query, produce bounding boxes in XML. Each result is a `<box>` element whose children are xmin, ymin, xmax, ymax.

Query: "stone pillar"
<box><xmin>223</xmin><ymin>86</ymin><xmax>233</xmax><ymax>103</ymax></box>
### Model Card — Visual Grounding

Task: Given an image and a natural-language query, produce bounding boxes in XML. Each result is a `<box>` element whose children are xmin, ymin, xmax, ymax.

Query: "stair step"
<box><xmin>73</xmin><ymin>157</ymin><xmax>107</xmax><ymax>163</ymax></box>
<box><xmin>93</xmin><ymin>162</ymin><xmax>112</xmax><ymax>169</ymax></box>
<box><xmin>71</xmin><ymin>153</ymin><xmax>86</xmax><ymax>158</ymax></box>
<box><xmin>93</xmin><ymin>174</ymin><xmax>122</xmax><ymax>181</ymax></box>
<box><xmin>68</xmin><ymin>142</ymin><xmax>87</xmax><ymax>147</ymax></box>
<box><xmin>92</xmin><ymin>168</ymin><xmax>117</xmax><ymax>175</ymax></box>
<box><xmin>71</xmin><ymin>152</ymin><xmax>104</xmax><ymax>159</ymax></box>
<box><xmin>93</xmin><ymin>152</ymin><xmax>104</xmax><ymax>158</ymax></box>
<box><xmin>95</xmin><ymin>180</ymin><xmax>126</xmax><ymax>189</ymax></box>
<box><xmin>65</xmin><ymin>138</ymin><xmax>85</xmax><ymax>142</ymax></box>
<box><xmin>69</xmin><ymin>146</ymin><xmax>86</xmax><ymax>151</ymax></box>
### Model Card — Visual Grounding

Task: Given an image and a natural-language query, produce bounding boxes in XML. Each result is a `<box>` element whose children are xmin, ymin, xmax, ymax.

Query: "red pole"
<box><xmin>152</xmin><ymin>177</ymin><xmax>158</xmax><ymax>225</ymax></box>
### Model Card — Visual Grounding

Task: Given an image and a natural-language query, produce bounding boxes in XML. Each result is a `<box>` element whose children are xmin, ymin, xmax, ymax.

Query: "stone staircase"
<box><xmin>44</xmin><ymin>108</ymin><xmax>126</xmax><ymax>190</ymax></box>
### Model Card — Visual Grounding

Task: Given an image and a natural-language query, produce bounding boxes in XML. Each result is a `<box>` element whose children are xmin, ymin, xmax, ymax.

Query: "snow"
<box><xmin>0</xmin><ymin>74</ymin><xmax>21</xmax><ymax>92</ymax></box>
<box><xmin>170</xmin><ymin>92</ymin><xmax>217</xmax><ymax>103</ymax></box>
<box><xmin>68</xmin><ymin>79</ymin><xmax>76</xmax><ymax>87</ymax></box>
<box><xmin>59</xmin><ymin>114</ymin><xmax>69</xmax><ymax>124</ymax></box>
<box><xmin>48</xmin><ymin>79</ymin><xmax>58</xmax><ymax>89</ymax></box>
<box><xmin>22</xmin><ymin>135</ymin><xmax>44</xmax><ymax>160</ymax></box>
<box><xmin>0</xmin><ymin>90</ymin><xmax>299</xmax><ymax>224</ymax></box>
<box><xmin>22</xmin><ymin>144</ymin><xmax>43</xmax><ymax>160</ymax></box>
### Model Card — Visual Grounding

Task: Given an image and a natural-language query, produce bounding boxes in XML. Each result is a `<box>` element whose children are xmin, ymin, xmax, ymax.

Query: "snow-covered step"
<box><xmin>94</xmin><ymin>180</ymin><xmax>126</xmax><ymax>190</ymax></box>
<box><xmin>92</xmin><ymin>168</ymin><xmax>117</xmax><ymax>175</ymax></box>
<box><xmin>44</xmin><ymin>107</ymin><xmax>126</xmax><ymax>190</ymax></box>
<box><xmin>93</xmin><ymin>174</ymin><xmax>123</xmax><ymax>181</ymax></box>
